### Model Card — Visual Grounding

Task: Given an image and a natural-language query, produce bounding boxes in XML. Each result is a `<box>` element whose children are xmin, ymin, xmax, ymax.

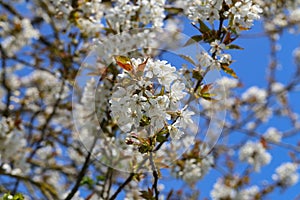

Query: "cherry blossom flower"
<box><xmin>272</xmin><ymin>162</ymin><xmax>299</xmax><ymax>187</ymax></box>
<box><xmin>239</xmin><ymin>141</ymin><xmax>271</xmax><ymax>171</ymax></box>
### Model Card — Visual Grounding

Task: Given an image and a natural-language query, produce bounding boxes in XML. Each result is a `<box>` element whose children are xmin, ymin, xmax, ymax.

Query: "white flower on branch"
<box><xmin>1</xmin><ymin>18</ymin><xmax>39</xmax><ymax>57</ymax></box>
<box><xmin>211</xmin><ymin>177</ymin><xmax>237</xmax><ymax>200</ymax></box>
<box><xmin>110</xmin><ymin>58</ymin><xmax>194</xmax><ymax>139</ymax></box>
<box><xmin>211</xmin><ymin>176</ymin><xmax>259</xmax><ymax>200</ymax></box>
<box><xmin>239</xmin><ymin>141</ymin><xmax>271</xmax><ymax>172</ymax></box>
<box><xmin>272</xmin><ymin>162</ymin><xmax>299</xmax><ymax>187</ymax></box>
<box><xmin>263</xmin><ymin>127</ymin><xmax>282</xmax><ymax>143</ymax></box>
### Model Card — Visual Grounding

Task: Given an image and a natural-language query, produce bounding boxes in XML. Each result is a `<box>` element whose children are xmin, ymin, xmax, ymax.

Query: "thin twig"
<box><xmin>0</xmin><ymin>44</ymin><xmax>12</xmax><ymax>118</ymax></box>
<box><xmin>109</xmin><ymin>173</ymin><xmax>135</xmax><ymax>200</ymax></box>
<box><xmin>64</xmin><ymin>139</ymin><xmax>96</xmax><ymax>200</ymax></box>
<box><xmin>149</xmin><ymin>152</ymin><xmax>159</xmax><ymax>200</ymax></box>
<box><xmin>109</xmin><ymin>156</ymin><xmax>149</xmax><ymax>200</ymax></box>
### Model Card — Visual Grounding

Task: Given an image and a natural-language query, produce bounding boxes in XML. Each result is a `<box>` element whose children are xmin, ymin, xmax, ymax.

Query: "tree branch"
<box><xmin>109</xmin><ymin>173</ymin><xmax>135</xmax><ymax>200</ymax></box>
<box><xmin>64</xmin><ymin>140</ymin><xmax>96</xmax><ymax>200</ymax></box>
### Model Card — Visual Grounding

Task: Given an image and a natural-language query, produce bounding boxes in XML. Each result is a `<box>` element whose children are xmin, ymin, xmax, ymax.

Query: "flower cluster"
<box><xmin>263</xmin><ymin>127</ymin><xmax>282</xmax><ymax>143</ymax></box>
<box><xmin>176</xmin><ymin>0</ymin><xmax>262</xmax><ymax>32</ymax></box>
<box><xmin>211</xmin><ymin>177</ymin><xmax>237</xmax><ymax>200</ymax></box>
<box><xmin>241</xmin><ymin>86</ymin><xmax>272</xmax><ymax>122</ymax></box>
<box><xmin>110</xmin><ymin>58</ymin><xmax>195</xmax><ymax>141</ymax></box>
<box><xmin>211</xmin><ymin>176</ymin><xmax>259</xmax><ymax>200</ymax></box>
<box><xmin>198</xmin><ymin>41</ymin><xmax>233</xmax><ymax>70</ymax></box>
<box><xmin>239</xmin><ymin>141</ymin><xmax>271</xmax><ymax>172</ymax></box>
<box><xmin>272</xmin><ymin>162</ymin><xmax>299</xmax><ymax>187</ymax></box>
<box><xmin>105</xmin><ymin>0</ymin><xmax>166</xmax><ymax>32</ymax></box>
<box><xmin>0</xmin><ymin>18</ymin><xmax>39</xmax><ymax>56</ymax></box>
<box><xmin>21</xmin><ymin>70</ymin><xmax>70</xmax><ymax>106</ymax></box>
<box><xmin>255</xmin><ymin>0</ymin><xmax>300</xmax><ymax>34</ymax></box>
<box><xmin>94</xmin><ymin>27</ymin><xmax>181</xmax><ymax>68</ymax></box>
<box><xmin>95</xmin><ymin>30</ymin><xmax>160</xmax><ymax>63</ymax></box>
<box><xmin>224</xmin><ymin>0</ymin><xmax>263</xmax><ymax>32</ymax></box>
<box><xmin>172</xmin><ymin>144</ymin><xmax>214</xmax><ymax>186</ymax></box>
<box><xmin>199</xmin><ymin>76</ymin><xmax>240</xmax><ymax>120</ymax></box>
<box><xmin>0</xmin><ymin>117</ymin><xmax>29</xmax><ymax>175</ymax></box>
<box><xmin>242</xmin><ymin>86</ymin><xmax>267</xmax><ymax>103</ymax></box>
<box><xmin>33</xmin><ymin>0</ymin><xmax>104</xmax><ymax>36</ymax></box>
<box><xmin>184</xmin><ymin>0</ymin><xmax>223</xmax><ymax>24</ymax></box>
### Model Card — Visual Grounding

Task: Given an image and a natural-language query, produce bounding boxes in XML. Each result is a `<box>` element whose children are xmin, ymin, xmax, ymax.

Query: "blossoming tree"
<box><xmin>1</xmin><ymin>0</ymin><xmax>300</xmax><ymax>199</ymax></box>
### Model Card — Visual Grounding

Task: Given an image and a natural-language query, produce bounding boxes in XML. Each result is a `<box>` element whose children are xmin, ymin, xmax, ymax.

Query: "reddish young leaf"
<box><xmin>114</xmin><ymin>55</ymin><xmax>133</xmax><ymax>71</ymax></box>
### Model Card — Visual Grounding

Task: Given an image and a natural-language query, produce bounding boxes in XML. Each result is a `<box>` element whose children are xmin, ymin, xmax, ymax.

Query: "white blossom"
<box><xmin>241</xmin><ymin>86</ymin><xmax>272</xmax><ymax>121</ymax></box>
<box><xmin>211</xmin><ymin>177</ymin><xmax>259</xmax><ymax>200</ymax></box>
<box><xmin>216</xmin><ymin>76</ymin><xmax>239</xmax><ymax>90</ymax></box>
<box><xmin>0</xmin><ymin>117</ymin><xmax>29</xmax><ymax>174</ymax></box>
<box><xmin>173</xmin><ymin>149</ymin><xmax>214</xmax><ymax>186</ymax></box>
<box><xmin>110</xmin><ymin>58</ymin><xmax>194</xmax><ymax>139</ymax></box>
<box><xmin>198</xmin><ymin>51</ymin><xmax>213</xmax><ymax>67</ymax></box>
<box><xmin>236</xmin><ymin>186</ymin><xmax>259</xmax><ymax>200</ymax></box>
<box><xmin>242</xmin><ymin>86</ymin><xmax>267</xmax><ymax>103</ymax></box>
<box><xmin>168</xmin><ymin>125</ymin><xmax>184</xmax><ymax>140</ymax></box>
<box><xmin>210</xmin><ymin>40</ymin><xmax>225</xmax><ymax>55</ymax></box>
<box><xmin>239</xmin><ymin>141</ymin><xmax>271</xmax><ymax>171</ymax></box>
<box><xmin>271</xmin><ymin>82</ymin><xmax>285</xmax><ymax>93</ymax></box>
<box><xmin>224</xmin><ymin>0</ymin><xmax>263</xmax><ymax>32</ymax></box>
<box><xmin>173</xmin><ymin>106</ymin><xmax>195</xmax><ymax>130</ymax></box>
<box><xmin>21</xmin><ymin>70</ymin><xmax>70</xmax><ymax>105</ymax></box>
<box><xmin>290</xmin><ymin>8</ymin><xmax>300</xmax><ymax>23</ymax></box>
<box><xmin>272</xmin><ymin>162</ymin><xmax>299</xmax><ymax>187</ymax></box>
<box><xmin>211</xmin><ymin>178</ymin><xmax>237</xmax><ymax>200</ymax></box>
<box><xmin>105</xmin><ymin>0</ymin><xmax>165</xmax><ymax>32</ymax></box>
<box><xmin>177</xmin><ymin>0</ymin><xmax>262</xmax><ymax>32</ymax></box>
<box><xmin>219</xmin><ymin>53</ymin><xmax>232</xmax><ymax>64</ymax></box>
<box><xmin>263</xmin><ymin>127</ymin><xmax>282</xmax><ymax>143</ymax></box>
<box><xmin>1</xmin><ymin>18</ymin><xmax>39</xmax><ymax>56</ymax></box>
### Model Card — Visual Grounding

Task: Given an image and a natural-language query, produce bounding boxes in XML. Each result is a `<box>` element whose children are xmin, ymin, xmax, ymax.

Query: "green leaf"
<box><xmin>179</xmin><ymin>54</ymin><xmax>196</xmax><ymax>66</ymax></box>
<box><xmin>80</xmin><ymin>176</ymin><xmax>94</xmax><ymax>188</ymax></box>
<box><xmin>192</xmin><ymin>69</ymin><xmax>203</xmax><ymax>80</ymax></box>
<box><xmin>221</xmin><ymin>64</ymin><xmax>238</xmax><ymax>79</ymax></box>
<box><xmin>96</xmin><ymin>175</ymin><xmax>106</xmax><ymax>182</ymax></box>
<box><xmin>184</xmin><ymin>35</ymin><xmax>203</xmax><ymax>46</ymax></box>
<box><xmin>137</xmin><ymin>137</ymin><xmax>153</xmax><ymax>153</ymax></box>
<box><xmin>13</xmin><ymin>194</ymin><xmax>24</xmax><ymax>200</ymax></box>
<box><xmin>226</xmin><ymin>44</ymin><xmax>244</xmax><ymax>50</ymax></box>
<box><xmin>2</xmin><ymin>193</ymin><xmax>24</xmax><ymax>200</ymax></box>
<box><xmin>156</xmin><ymin>134</ymin><xmax>167</xmax><ymax>143</ymax></box>
<box><xmin>198</xmin><ymin>19</ymin><xmax>210</xmax><ymax>33</ymax></box>
<box><xmin>202</xmin><ymin>97</ymin><xmax>214</xmax><ymax>101</ymax></box>
<box><xmin>201</xmin><ymin>93</ymin><xmax>216</xmax><ymax>98</ymax></box>
<box><xmin>139</xmin><ymin>115</ymin><xmax>151</xmax><ymax>127</ymax></box>
<box><xmin>138</xmin><ymin>143</ymin><xmax>150</xmax><ymax>154</ymax></box>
